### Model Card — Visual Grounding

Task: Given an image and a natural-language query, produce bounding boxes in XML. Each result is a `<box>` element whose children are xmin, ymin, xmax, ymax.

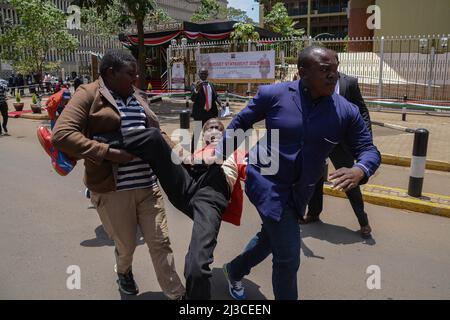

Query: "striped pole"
<box><xmin>402</xmin><ymin>95</ymin><xmax>407</xmax><ymax>121</ymax></box>
<box><xmin>408</xmin><ymin>128</ymin><xmax>429</xmax><ymax>197</ymax></box>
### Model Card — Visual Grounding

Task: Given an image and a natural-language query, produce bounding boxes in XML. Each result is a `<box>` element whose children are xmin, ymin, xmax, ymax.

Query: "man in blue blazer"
<box><xmin>218</xmin><ymin>46</ymin><xmax>381</xmax><ymax>300</ymax></box>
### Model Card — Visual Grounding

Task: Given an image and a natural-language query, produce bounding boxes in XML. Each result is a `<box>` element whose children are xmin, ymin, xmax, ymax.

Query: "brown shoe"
<box><xmin>299</xmin><ymin>215</ymin><xmax>321</xmax><ymax>225</ymax></box>
<box><xmin>360</xmin><ymin>224</ymin><xmax>372</xmax><ymax>239</ymax></box>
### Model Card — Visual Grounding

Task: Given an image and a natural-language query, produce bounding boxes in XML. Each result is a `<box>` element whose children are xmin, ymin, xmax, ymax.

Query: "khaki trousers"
<box><xmin>91</xmin><ymin>185</ymin><xmax>185</xmax><ymax>299</ymax></box>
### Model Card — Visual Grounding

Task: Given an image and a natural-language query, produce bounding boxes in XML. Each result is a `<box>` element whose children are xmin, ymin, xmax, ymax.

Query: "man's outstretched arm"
<box><xmin>330</xmin><ymin>108</ymin><xmax>380</xmax><ymax>192</ymax></box>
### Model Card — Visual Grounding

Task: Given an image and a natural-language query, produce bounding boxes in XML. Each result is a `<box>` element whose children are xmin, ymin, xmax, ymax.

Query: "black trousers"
<box><xmin>0</xmin><ymin>102</ymin><xmax>8</xmax><ymax>133</ymax></box>
<box><xmin>307</xmin><ymin>143</ymin><xmax>369</xmax><ymax>227</ymax></box>
<box><xmin>96</xmin><ymin>128</ymin><xmax>230</xmax><ymax>299</ymax></box>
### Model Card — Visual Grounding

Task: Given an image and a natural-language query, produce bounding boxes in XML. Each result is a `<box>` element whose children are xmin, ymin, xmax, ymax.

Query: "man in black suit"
<box><xmin>191</xmin><ymin>68</ymin><xmax>221</xmax><ymax>125</ymax></box>
<box><xmin>190</xmin><ymin>67</ymin><xmax>221</xmax><ymax>151</ymax></box>
<box><xmin>302</xmin><ymin>56</ymin><xmax>373</xmax><ymax>239</ymax></box>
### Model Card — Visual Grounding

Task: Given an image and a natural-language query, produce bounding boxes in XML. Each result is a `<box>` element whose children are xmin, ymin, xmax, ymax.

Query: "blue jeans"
<box><xmin>228</xmin><ymin>202</ymin><xmax>301</xmax><ymax>300</ymax></box>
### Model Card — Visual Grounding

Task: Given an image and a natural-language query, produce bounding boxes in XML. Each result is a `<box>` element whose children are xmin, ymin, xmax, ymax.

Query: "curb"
<box><xmin>381</xmin><ymin>153</ymin><xmax>450</xmax><ymax>172</ymax></box>
<box><xmin>323</xmin><ymin>183</ymin><xmax>450</xmax><ymax>218</ymax></box>
<box><xmin>20</xmin><ymin>113</ymin><xmax>50</xmax><ymax>120</ymax></box>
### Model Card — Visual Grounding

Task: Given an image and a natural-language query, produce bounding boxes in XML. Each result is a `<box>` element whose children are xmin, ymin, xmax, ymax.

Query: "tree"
<box><xmin>0</xmin><ymin>0</ymin><xmax>79</xmax><ymax>77</ymax></box>
<box><xmin>79</xmin><ymin>0</ymin><xmax>158</xmax><ymax>89</ymax></box>
<box><xmin>264</xmin><ymin>2</ymin><xmax>304</xmax><ymax>37</ymax></box>
<box><xmin>227</xmin><ymin>7</ymin><xmax>255</xmax><ymax>24</ymax></box>
<box><xmin>230</xmin><ymin>22</ymin><xmax>259</xmax><ymax>42</ymax></box>
<box><xmin>190</xmin><ymin>0</ymin><xmax>227</xmax><ymax>23</ymax></box>
<box><xmin>81</xmin><ymin>0</ymin><xmax>125</xmax><ymax>54</ymax></box>
<box><xmin>146</xmin><ymin>7</ymin><xmax>174</xmax><ymax>25</ymax></box>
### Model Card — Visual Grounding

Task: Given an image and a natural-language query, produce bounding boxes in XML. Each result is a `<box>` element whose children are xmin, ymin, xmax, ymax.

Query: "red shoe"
<box><xmin>37</xmin><ymin>126</ymin><xmax>54</xmax><ymax>158</ymax></box>
<box><xmin>51</xmin><ymin>156</ymin><xmax>76</xmax><ymax>176</ymax></box>
<box><xmin>37</xmin><ymin>126</ymin><xmax>77</xmax><ymax>176</ymax></box>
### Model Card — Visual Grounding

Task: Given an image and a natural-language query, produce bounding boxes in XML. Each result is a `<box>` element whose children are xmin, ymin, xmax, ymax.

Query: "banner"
<box><xmin>171</xmin><ymin>62</ymin><xmax>185</xmax><ymax>89</ymax></box>
<box><xmin>197</xmin><ymin>50</ymin><xmax>275</xmax><ymax>83</ymax></box>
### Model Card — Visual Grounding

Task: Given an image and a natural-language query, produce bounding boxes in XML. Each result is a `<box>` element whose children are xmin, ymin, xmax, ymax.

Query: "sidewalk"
<box><xmin>369</xmin><ymin>111</ymin><xmax>450</xmax><ymax>163</ymax></box>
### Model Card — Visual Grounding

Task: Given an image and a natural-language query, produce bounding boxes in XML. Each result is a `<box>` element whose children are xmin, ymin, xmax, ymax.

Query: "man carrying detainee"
<box><xmin>52</xmin><ymin>49</ymin><xmax>185</xmax><ymax>299</ymax></box>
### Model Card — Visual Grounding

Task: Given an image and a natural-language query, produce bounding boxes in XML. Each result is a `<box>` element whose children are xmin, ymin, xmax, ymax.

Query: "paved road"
<box><xmin>1</xmin><ymin>117</ymin><xmax>449</xmax><ymax>300</ymax></box>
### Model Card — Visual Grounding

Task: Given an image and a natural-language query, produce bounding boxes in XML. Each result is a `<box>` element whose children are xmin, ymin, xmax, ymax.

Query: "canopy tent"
<box><xmin>120</xmin><ymin>21</ymin><xmax>281</xmax><ymax>47</ymax></box>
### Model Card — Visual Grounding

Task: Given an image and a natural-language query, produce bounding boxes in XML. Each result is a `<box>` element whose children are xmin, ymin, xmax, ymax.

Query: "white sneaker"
<box><xmin>223</xmin><ymin>263</ymin><xmax>246</xmax><ymax>300</ymax></box>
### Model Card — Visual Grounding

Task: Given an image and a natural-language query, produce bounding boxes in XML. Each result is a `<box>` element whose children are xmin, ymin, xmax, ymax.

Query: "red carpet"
<box><xmin>8</xmin><ymin>110</ymin><xmax>33</xmax><ymax>118</ymax></box>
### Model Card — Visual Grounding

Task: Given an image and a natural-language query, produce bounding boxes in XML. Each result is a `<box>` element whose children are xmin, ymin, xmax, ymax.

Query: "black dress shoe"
<box><xmin>299</xmin><ymin>215</ymin><xmax>321</xmax><ymax>224</ymax></box>
<box><xmin>360</xmin><ymin>224</ymin><xmax>372</xmax><ymax>239</ymax></box>
<box><xmin>117</xmin><ymin>270</ymin><xmax>139</xmax><ymax>295</ymax></box>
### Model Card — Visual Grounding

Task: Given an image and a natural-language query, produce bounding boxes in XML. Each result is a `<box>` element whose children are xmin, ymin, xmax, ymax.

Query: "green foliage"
<box><xmin>191</xmin><ymin>0</ymin><xmax>227</xmax><ymax>23</ymax></box>
<box><xmin>78</xmin><ymin>0</ymin><xmax>158</xmax><ymax>88</ymax></box>
<box><xmin>81</xmin><ymin>0</ymin><xmax>125</xmax><ymax>53</ymax></box>
<box><xmin>191</xmin><ymin>2</ymin><xmax>254</xmax><ymax>24</ymax></box>
<box><xmin>230</xmin><ymin>22</ymin><xmax>260</xmax><ymax>42</ymax></box>
<box><xmin>0</xmin><ymin>0</ymin><xmax>79</xmax><ymax>76</ymax></box>
<box><xmin>32</xmin><ymin>93</ymin><xmax>37</xmax><ymax>104</ymax></box>
<box><xmin>80</xmin><ymin>0</ymin><xmax>172</xmax><ymax>31</ymax></box>
<box><xmin>146</xmin><ymin>7</ymin><xmax>174</xmax><ymax>25</ymax></box>
<box><xmin>79</xmin><ymin>0</ymin><xmax>155</xmax><ymax>21</ymax></box>
<box><xmin>227</xmin><ymin>7</ymin><xmax>255</xmax><ymax>24</ymax></box>
<box><xmin>343</xmin><ymin>35</ymin><xmax>349</xmax><ymax>53</ymax></box>
<box><xmin>15</xmin><ymin>91</ymin><xmax>21</xmax><ymax>103</ymax></box>
<box><xmin>264</xmin><ymin>2</ymin><xmax>304</xmax><ymax>37</ymax></box>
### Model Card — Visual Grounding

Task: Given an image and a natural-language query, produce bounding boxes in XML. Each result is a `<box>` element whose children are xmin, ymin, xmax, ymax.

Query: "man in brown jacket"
<box><xmin>52</xmin><ymin>50</ymin><xmax>185</xmax><ymax>299</ymax></box>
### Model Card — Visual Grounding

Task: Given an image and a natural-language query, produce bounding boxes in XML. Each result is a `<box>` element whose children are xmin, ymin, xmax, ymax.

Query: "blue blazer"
<box><xmin>220</xmin><ymin>80</ymin><xmax>381</xmax><ymax>221</ymax></box>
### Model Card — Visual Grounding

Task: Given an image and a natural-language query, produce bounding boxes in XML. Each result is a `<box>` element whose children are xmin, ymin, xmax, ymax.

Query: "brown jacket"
<box><xmin>52</xmin><ymin>77</ymin><xmax>163</xmax><ymax>193</ymax></box>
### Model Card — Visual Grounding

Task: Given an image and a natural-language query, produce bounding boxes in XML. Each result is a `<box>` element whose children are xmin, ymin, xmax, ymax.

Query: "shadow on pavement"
<box><xmin>210</xmin><ymin>267</ymin><xmax>267</xmax><ymax>300</ymax></box>
<box><xmin>120</xmin><ymin>290</ymin><xmax>168</xmax><ymax>300</ymax></box>
<box><xmin>300</xmin><ymin>221</ymin><xmax>376</xmax><ymax>247</ymax></box>
<box><xmin>80</xmin><ymin>225</ymin><xmax>145</xmax><ymax>247</ymax></box>
<box><xmin>118</xmin><ymin>267</ymin><xmax>267</xmax><ymax>300</ymax></box>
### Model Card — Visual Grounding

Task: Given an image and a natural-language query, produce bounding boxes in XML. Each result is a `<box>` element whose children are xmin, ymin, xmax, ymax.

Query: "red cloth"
<box><xmin>8</xmin><ymin>110</ymin><xmax>32</xmax><ymax>118</ymax></box>
<box><xmin>192</xmin><ymin>145</ymin><xmax>246</xmax><ymax>226</ymax></box>
<box><xmin>222</xmin><ymin>153</ymin><xmax>246</xmax><ymax>226</ymax></box>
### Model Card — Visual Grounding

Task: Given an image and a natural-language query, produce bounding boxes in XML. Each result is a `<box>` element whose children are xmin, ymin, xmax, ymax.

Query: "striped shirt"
<box><xmin>112</xmin><ymin>91</ymin><xmax>157</xmax><ymax>191</ymax></box>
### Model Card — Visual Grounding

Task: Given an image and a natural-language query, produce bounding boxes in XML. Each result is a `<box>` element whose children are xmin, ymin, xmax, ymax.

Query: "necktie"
<box><xmin>203</xmin><ymin>83</ymin><xmax>210</xmax><ymax>112</ymax></box>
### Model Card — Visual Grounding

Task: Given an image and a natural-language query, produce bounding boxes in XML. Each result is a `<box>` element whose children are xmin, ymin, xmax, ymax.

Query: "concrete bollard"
<box><xmin>180</xmin><ymin>109</ymin><xmax>190</xmax><ymax>129</ymax></box>
<box><xmin>407</xmin><ymin>128</ymin><xmax>429</xmax><ymax>197</ymax></box>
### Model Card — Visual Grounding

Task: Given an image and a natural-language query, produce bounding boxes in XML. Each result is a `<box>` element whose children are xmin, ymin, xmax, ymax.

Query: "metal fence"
<box><xmin>168</xmin><ymin>34</ymin><xmax>450</xmax><ymax>101</ymax></box>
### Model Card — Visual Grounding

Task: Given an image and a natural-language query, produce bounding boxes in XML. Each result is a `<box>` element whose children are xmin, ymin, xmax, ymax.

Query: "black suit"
<box><xmin>190</xmin><ymin>81</ymin><xmax>219</xmax><ymax>125</ymax></box>
<box><xmin>307</xmin><ymin>73</ymin><xmax>372</xmax><ymax>227</ymax></box>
